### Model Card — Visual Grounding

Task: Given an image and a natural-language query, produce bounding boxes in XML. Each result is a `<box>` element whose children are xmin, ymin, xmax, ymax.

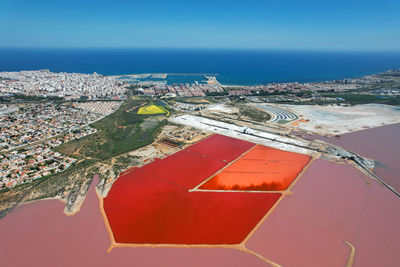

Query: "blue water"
<box><xmin>0</xmin><ymin>48</ymin><xmax>400</xmax><ymax>85</ymax></box>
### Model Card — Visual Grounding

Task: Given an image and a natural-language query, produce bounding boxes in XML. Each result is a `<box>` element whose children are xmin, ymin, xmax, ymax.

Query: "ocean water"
<box><xmin>0</xmin><ymin>48</ymin><xmax>400</xmax><ymax>85</ymax></box>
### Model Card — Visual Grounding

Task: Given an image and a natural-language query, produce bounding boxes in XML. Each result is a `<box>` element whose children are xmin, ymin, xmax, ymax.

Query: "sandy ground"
<box><xmin>281</xmin><ymin>104</ymin><xmax>400</xmax><ymax>135</ymax></box>
<box><xmin>206</xmin><ymin>104</ymin><xmax>238</xmax><ymax>113</ymax></box>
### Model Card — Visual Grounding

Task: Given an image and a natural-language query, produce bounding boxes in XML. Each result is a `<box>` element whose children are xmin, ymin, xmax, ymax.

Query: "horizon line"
<box><xmin>1</xmin><ymin>46</ymin><xmax>400</xmax><ymax>53</ymax></box>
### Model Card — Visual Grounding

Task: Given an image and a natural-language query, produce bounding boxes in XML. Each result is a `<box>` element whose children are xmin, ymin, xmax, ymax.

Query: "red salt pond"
<box><xmin>141</xmin><ymin>150</ymin><xmax>227</xmax><ymax>189</ymax></box>
<box><xmin>186</xmin><ymin>134</ymin><xmax>255</xmax><ymax>162</ymax></box>
<box><xmin>246</xmin><ymin>159</ymin><xmax>400</xmax><ymax>267</ymax></box>
<box><xmin>103</xmin><ymin>135</ymin><xmax>281</xmax><ymax>245</ymax></box>
<box><xmin>139</xmin><ymin>134</ymin><xmax>255</xmax><ymax>189</ymax></box>
<box><xmin>200</xmin><ymin>145</ymin><xmax>310</xmax><ymax>191</ymax></box>
<box><xmin>0</xmin><ymin>176</ymin><xmax>270</xmax><ymax>267</ymax></box>
<box><xmin>104</xmin><ymin>168</ymin><xmax>280</xmax><ymax>244</ymax></box>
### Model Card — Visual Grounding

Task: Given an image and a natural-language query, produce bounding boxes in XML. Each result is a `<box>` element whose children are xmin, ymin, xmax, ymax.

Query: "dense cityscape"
<box><xmin>1</xmin><ymin>69</ymin><xmax>400</xmax><ymax>101</ymax></box>
<box><xmin>0</xmin><ymin>101</ymin><xmax>121</xmax><ymax>189</ymax></box>
<box><xmin>0</xmin><ymin>70</ymin><xmax>125</xmax><ymax>99</ymax></box>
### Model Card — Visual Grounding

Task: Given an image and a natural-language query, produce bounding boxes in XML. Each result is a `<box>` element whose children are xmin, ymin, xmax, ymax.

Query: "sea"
<box><xmin>1</xmin><ymin>48</ymin><xmax>400</xmax><ymax>85</ymax></box>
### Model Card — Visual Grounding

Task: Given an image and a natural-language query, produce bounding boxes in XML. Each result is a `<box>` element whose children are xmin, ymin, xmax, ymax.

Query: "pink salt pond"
<box><xmin>296</xmin><ymin>123</ymin><xmax>400</xmax><ymax>193</ymax></box>
<box><xmin>246</xmin><ymin>159</ymin><xmax>400</xmax><ymax>267</ymax></box>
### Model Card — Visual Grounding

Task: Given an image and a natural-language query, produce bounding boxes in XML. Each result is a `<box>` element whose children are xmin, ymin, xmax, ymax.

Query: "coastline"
<box><xmin>2</xmin><ymin>48</ymin><xmax>400</xmax><ymax>86</ymax></box>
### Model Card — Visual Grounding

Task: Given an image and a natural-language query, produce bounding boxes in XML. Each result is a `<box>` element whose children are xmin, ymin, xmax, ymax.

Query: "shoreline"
<box><xmin>109</xmin><ymin>73</ymin><xmax>220</xmax><ymax>78</ymax></box>
<box><xmin>108</xmin><ymin>68</ymin><xmax>400</xmax><ymax>87</ymax></box>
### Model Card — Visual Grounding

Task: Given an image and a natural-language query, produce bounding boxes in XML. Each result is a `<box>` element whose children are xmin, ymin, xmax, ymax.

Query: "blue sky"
<box><xmin>1</xmin><ymin>0</ymin><xmax>399</xmax><ymax>50</ymax></box>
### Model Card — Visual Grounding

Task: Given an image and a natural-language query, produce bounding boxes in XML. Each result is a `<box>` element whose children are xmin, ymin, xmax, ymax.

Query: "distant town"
<box><xmin>1</xmin><ymin>68</ymin><xmax>400</xmax><ymax>189</ymax></box>
<box><xmin>1</xmin><ymin>69</ymin><xmax>399</xmax><ymax>104</ymax></box>
<box><xmin>0</xmin><ymin>70</ymin><xmax>125</xmax><ymax>100</ymax></box>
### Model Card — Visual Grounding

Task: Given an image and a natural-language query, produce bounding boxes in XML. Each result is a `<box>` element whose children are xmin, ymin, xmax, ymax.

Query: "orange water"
<box><xmin>200</xmin><ymin>145</ymin><xmax>310</xmax><ymax>191</ymax></box>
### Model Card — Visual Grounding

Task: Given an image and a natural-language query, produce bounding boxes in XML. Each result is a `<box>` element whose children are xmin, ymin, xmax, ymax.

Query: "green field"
<box><xmin>237</xmin><ymin>104</ymin><xmax>271</xmax><ymax>122</ymax></box>
<box><xmin>323</xmin><ymin>93</ymin><xmax>400</xmax><ymax>105</ymax></box>
<box><xmin>56</xmin><ymin>98</ymin><xmax>166</xmax><ymax>160</ymax></box>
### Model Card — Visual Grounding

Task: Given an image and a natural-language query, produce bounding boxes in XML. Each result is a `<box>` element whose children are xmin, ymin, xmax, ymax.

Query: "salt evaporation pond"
<box><xmin>1</xmin><ymin>128</ymin><xmax>400</xmax><ymax>267</ymax></box>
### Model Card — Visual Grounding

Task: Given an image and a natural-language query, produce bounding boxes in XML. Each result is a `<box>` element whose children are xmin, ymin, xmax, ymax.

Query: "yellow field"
<box><xmin>137</xmin><ymin>104</ymin><xmax>169</xmax><ymax>116</ymax></box>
